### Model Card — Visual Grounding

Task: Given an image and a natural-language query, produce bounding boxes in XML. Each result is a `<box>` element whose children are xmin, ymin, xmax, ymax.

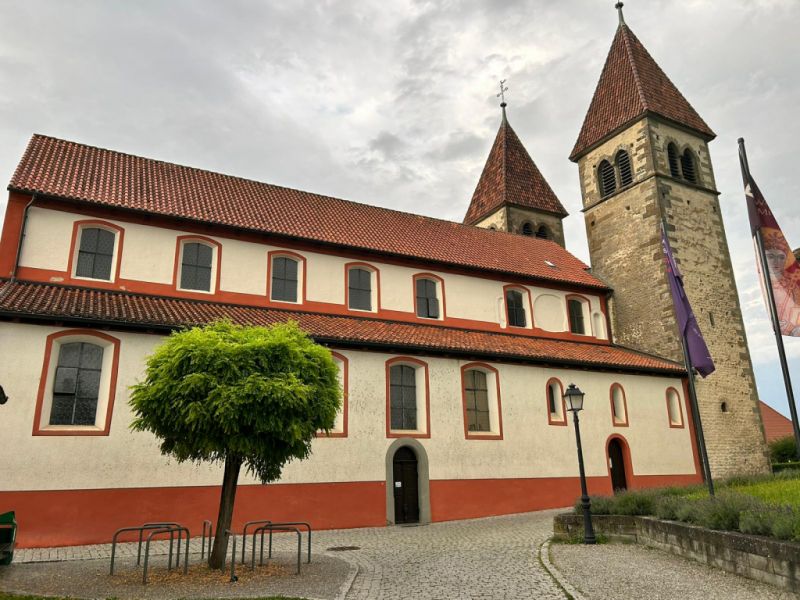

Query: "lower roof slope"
<box><xmin>0</xmin><ymin>279</ymin><xmax>682</xmax><ymax>376</ymax></box>
<box><xmin>9</xmin><ymin>134</ymin><xmax>606</xmax><ymax>290</ymax></box>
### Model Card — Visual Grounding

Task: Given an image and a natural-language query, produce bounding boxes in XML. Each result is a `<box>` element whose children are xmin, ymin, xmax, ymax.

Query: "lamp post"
<box><xmin>564</xmin><ymin>383</ymin><xmax>596</xmax><ymax>545</ymax></box>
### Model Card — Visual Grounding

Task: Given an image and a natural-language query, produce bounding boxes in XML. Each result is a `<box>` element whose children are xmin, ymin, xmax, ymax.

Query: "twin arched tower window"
<box><xmin>598</xmin><ymin>150</ymin><xmax>633</xmax><ymax>198</ymax></box>
<box><xmin>520</xmin><ymin>222</ymin><xmax>550</xmax><ymax>240</ymax></box>
<box><xmin>667</xmin><ymin>143</ymin><xmax>698</xmax><ymax>184</ymax></box>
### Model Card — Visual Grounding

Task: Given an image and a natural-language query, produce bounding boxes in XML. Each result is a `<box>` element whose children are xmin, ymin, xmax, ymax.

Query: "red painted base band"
<box><xmin>3</xmin><ymin>472</ymin><xmax>702</xmax><ymax>548</ymax></box>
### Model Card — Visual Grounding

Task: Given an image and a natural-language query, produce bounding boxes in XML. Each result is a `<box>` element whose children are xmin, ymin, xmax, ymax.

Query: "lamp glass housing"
<box><xmin>564</xmin><ymin>384</ymin><xmax>585</xmax><ymax>412</ymax></box>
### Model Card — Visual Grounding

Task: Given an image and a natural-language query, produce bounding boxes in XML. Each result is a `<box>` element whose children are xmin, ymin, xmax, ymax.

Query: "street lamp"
<box><xmin>564</xmin><ymin>383</ymin><xmax>596</xmax><ymax>544</ymax></box>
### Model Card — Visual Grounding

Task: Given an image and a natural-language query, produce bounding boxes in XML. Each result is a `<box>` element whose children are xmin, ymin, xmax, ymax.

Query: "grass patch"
<box><xmin>575</xmin><ymin>470</ymin><xmax>800</xmax><ymax>542</ymax></box>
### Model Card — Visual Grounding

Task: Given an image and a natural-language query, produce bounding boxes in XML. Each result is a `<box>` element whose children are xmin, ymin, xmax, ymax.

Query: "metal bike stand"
<box><xmin>240</xmin><ymin>519</ymin><xmax>272</xmax><ymax>564</ymax></box>
<box><xmin>139</xmin><ymin>522</ymin><xmax>181</xmax><ymax>567</ymax></box>
<box><xmin>251</xmin><ymin>525</ymin><xmax>302</xmax><ymax>574</ymax></box>
<box><xmin>110</xmin><ymin>524</ymin><xmax>180</xmax><ymax>576</ymax></box>
<box><xmin>142</xmin><ymin>525</ymin><xmax>190</xmax><ymax>585</ymax></box>
<box><xmin>265</xmin><ymin>521</ymin><xmax>312</xmax><ymax>564</ymax></box>
<box><xmin>201</xmin><ymin>520</ymin><xmax>213</xmax><ymax>560</ymax></box>
<box><xmin>223</xmin><ymin>529</ymin><xmax>238</xmax><ymax>582</ymax></box>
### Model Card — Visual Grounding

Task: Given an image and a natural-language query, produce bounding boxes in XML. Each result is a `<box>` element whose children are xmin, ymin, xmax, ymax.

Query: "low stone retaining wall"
<box><xmin>554</xmin><ymin>513</ymin><xmax>800</xmax><ymax>593</ymax></box>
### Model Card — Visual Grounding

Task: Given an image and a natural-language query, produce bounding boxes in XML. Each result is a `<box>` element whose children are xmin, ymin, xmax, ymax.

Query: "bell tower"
<box><xmin>571</xmin><ymin>4</ymin><xmax>769</xmax><ymax>476</ymax></box>
<box><xmin>465</xmin><ymin>102</ymin><xmax>568</xmax><ymax>246</ymax></box>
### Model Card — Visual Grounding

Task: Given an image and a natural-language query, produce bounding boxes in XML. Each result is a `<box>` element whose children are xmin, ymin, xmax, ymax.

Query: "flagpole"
<box><xmin>738</xmin><ymin>138</ymin><xmax>800</xmax><ymax>461</ymax></box>
<box><xmin>661</xmin><ymin>219</ymin><xmax>715</xmax><ymax>495</ymax></box>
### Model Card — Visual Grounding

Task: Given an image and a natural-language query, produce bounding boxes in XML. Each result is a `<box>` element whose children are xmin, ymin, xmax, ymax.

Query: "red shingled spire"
<box><xmin>569</xmin><ymin>14</ymin><xmax>715</xmax><ymax>162</ymax></box>
<box><xmin>464</xmin><ymin>110</ymin><xmax>567</xmax><ymax>225</ymax></box>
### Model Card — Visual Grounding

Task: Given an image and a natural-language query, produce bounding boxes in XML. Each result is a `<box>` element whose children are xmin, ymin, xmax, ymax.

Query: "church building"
<box><xmin>0</xmin><ymin>7</ymin><xmax>766</xmax><ymax>548</ymax></box>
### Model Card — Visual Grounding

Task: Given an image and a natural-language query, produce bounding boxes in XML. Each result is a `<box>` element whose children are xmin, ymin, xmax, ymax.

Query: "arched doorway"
<box><xmin>392</xmin><ymin>447</ymin><xmax>419</xmax><ymax>524</ymax></box>
<box><xmin>607</xmin><ymin>437</ymin><xmax>628</xmax><ymax>492</ymax></box>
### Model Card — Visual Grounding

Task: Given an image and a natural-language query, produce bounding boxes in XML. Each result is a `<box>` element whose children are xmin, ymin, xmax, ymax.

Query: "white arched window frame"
<box><xmin>666</xmin><ymin>387</ymin><xmax>684</xmax><ymax>428</ymax></box>
<box><xmin>502</xmin><ymin>285</ymin><xmax>532</xmax><ymax>330</ymax></box>
<box><xmin>386</xmin><ymin>357</ymin><xmax>430</xmax><ymax>438</ymax></box>
<box><xmin>610</xmin><ymin>383</ymin><xmax>629</xmax><ymax>427</ymax></box>
<box><xmin>346</xmin><ymin>263</ymin><xmax>379</xmax><ymax>313</ymax></box>
<box><xmin>70</xmin><ymin>221</ymin><xmax>124</xmax><ymax>283</ymax></box>
<box><xmin>175</xmin><ymin>236</ymin><xmax>220</xmax><ymax>294</ymax></box>
<box><xmin>268</xmin><ymin>251</ymin><xmax>305</xmax><ymax>304</ymax></box>
<box><xmin>461</xmin><ymin>363</ymin><xmax>503</xmax><ymax>440</ymax></box>
<box><xmin>566</xmin><ymin>295</ymin><xmax>592</xmax><ymax>336</ymax></box>
<box><xmin>546</xmin><ymin>378</ymin><xmax>567</xmax><ymax>426</ymax></box>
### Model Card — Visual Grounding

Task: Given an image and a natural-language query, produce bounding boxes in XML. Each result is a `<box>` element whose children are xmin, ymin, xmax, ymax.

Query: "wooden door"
<box><xmin>393</xmin><ymin>447</ymin><xmax>419</xmax><ymax>524</ymax></box>
<box><xmin>608</xmin><ymin>438</ymin><xmax>628</xmax><ymax>492</ymax></box>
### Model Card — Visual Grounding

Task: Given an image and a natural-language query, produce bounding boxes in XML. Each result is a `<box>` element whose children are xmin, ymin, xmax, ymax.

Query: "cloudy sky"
<box><xmin>0</xmin><ymin>0</ymin><xmax>798</xmax><ymax>417</ymax></box>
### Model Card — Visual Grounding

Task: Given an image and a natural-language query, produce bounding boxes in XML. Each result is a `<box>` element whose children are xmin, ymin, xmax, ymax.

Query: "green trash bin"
<box><xmin>0</xmin><ymin>511</ymin><xmax>16</xmax><ymax>565</ymax></box>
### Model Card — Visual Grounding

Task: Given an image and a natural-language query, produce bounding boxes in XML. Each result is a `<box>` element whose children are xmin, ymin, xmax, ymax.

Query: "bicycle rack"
<box><xmin>110</xmin><ymin>524</ymin><xmax>180</xmax><ymax>576</ymax></box>
<box><xmin>223</xmin><ymin>529</ymin><xmax>238</xmax><ymax>582</ymax></box>
<box><xmin>240</xmin><ymin>519</ymin><xmax>272</xmax><ymax>564</ymax></box>
<box><xmin>201</xmin><ymin>520</ymin><xmax>213</xmax><ymax>561</ymax></box>
<box><xmin>251</xmin><ymin>524</ymin><xmax>302</xmax><ymax>574</ymax></box>
<box><xmin>141</xmin><ymin>522</ymin><xmax>182</xmax><ymax>569</ymax></box>
<box><xmin>266</xmin><ymin>521</ymin><xmax>312</xmax><ymax>564</ymax></box>
<box><xmin>142</xmin><ymin>525</ymin><xmax>190</xmax><ymax>585</ymax></box>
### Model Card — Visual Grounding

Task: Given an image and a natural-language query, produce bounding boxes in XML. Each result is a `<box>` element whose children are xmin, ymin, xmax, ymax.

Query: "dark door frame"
<box><xmin>606</xmin><ymin>435</ymin><xmax>630</xmax><ymax>493</ymax></box>
<box><xmin>385</xmin><ymin>438</ymin><xmax>431</xmax><ymax>525</ymax></box>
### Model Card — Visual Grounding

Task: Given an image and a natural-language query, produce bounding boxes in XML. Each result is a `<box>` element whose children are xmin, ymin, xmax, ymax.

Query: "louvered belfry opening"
<box><xmin>667</xmin><ymin>143</ymin><xmax>680</xmax><ymax>178</ymax></box>
<box><xmin>615</xmin><ymin>150</ymin><xmax>633</xmax><ymax>187</ymax></box>
<box><xmin>598</xmin><ymin>160</ymin><xmax>616</xmax><ymax>198</ymax></box>
<box><xmin>681</xmin><ymin>149</ymin><xmax>697</xmax><ymax>184</ymax></box>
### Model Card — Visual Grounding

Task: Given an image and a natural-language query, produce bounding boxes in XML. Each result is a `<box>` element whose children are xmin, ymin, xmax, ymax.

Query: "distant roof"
<box><xmin>570</xmin><ymin>22</ymin><xmax>715</xmax><ymax>161</ymax></box>
<box><xmin>0</xmin><ymin>279</ymin><xmax>683</xmax><ymax>375</ymax></box>
<box><xmin>465</xmin><ymin>113</ymin><xmax>567</xmax><ymax>224</ymax></box>
<box><xmin>758</xmin><ymin>400</ymin><xmax>795</xmax><ymax>443</ymax></box>
<box><xmin>10</xmin><ymin>134</ymin><xmax>605</xmax><ymax>290</ymax></box>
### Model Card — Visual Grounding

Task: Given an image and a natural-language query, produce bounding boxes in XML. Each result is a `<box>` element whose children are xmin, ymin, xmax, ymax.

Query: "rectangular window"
<box><xmin>180</xmin><ymin>242</ymin><xmax>213</xmax><ymax>291</ymax></box>
<box><xmin>465</xmin><ymin>369</ymin><xmax>490</xmax><ymax>432</ymax></box>
<box><xmin>506</xmin><ymin>290</ymin><xmax>526</xmax><ymax>327</ymax></box>
<box><xmin>390</xmin><ymin>364</ymin><xmax>417</xmax><ymax>430</ymax></box>
<box><xmin>569</xmin><ymin>299</ymin><xmax>586</xmax><ymax>334</ymax></box>
<box><xmin>75</xmin><ymin>227</ymin><xmax>115</xmax><ymax>280</ymax></box>
<box><xmin>348</xmin><ymin>268</ymin><xmax>372</xmax><ymax>311</ymax></box>
<box><xmin>271</xmin><ymin>256</ymin><xmax>298</xmax><ymax>302</ymax></box>
<box><xmin>415</xmin><ymin>278</ymin><xmax>440</xmax><ymax>319</ymax></box>
<box><xmin>50</xmin><ymin>342</ymin><xmax>104</xmax><ymax>426</ymax></box>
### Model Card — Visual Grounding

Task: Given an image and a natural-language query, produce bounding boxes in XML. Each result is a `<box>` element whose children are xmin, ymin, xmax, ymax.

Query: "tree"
<box><xmin>129</xmin><ymin>320</ymin><xmax>341</xmax><ymax>569</ymax></box>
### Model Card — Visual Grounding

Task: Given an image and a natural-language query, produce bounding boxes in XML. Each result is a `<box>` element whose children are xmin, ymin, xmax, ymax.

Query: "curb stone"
<box><xmin>326</xmin><ymin>551</ymin><xmax>359</xmax><ymax>600</ymax></box>
<box><xmin>539</xmin><ymin>538</ymin><xmax>586</xmax><ymax>600</ymax></box>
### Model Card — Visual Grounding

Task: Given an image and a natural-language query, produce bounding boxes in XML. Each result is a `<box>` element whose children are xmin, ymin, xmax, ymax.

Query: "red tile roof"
<box><xmin>465</xmin><ymin>114</ymin><xmax>567</xmax><ymax>225</ymax></box>
<box><xmin>10</xmin><ymin>135</ymin><xmax>605</xmax><ymax>290</ymax></box>
<box><xmin>0</xmin><ymin>279</ymin><xmax>683</xmax><ymax>375</ymax></box>
<box><xmin>570</xmin><ymin>24</ymin><xmax>715</xmax><ymax>161</ymax></box>
<box><xmin>758</xmin><ymin>401</ymin><xmax>795</xmax><ymax>443</ymax></box>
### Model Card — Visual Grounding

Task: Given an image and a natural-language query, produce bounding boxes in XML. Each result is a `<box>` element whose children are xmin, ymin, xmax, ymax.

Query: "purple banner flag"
<box><xmin>661</xmin><ymin>224</ymin><xmax>716</xmax><ymax>377</ymax></box>
<box><xmin>745</xmin><ymin>176</ymin><xmax>800</xmax><ymax>337</ymax></box>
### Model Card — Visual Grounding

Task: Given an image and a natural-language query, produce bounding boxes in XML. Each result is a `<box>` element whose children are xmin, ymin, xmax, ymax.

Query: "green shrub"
<box><xmin>654</xmin><ymin>496</ymin><xmax>683</xmax><ymax>521</ymax></box>
<box><xmin>576</xmin><ymin>495</ymin><xmax>616</xmax><ymax>515</ymax></box>
<box><xmin>772</xmin><ymin>462</ymin><xmax>800</xmax><ymax>474</ymax></box>
<box><xmin>769</xmin><ymin>436</ymin><xmax>798</xmax><ymax>464</ymax></box>
<box><xmin>613</xmin><ymin>490</ymin><xmax>656</xmax><ymax>516</ymax></box>
<box><xmin>740</xmin><ymin>508</ymin><xmax>776</xmax><ymax>537</ymax></box>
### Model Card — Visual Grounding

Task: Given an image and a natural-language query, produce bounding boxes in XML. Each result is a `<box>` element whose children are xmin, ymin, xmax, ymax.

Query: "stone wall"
<box><xmin>554</xmin><ymin>513</ymin><xmax>800</xmax><ymax>593</ymax></box>
<box><xmin>577</xmin><ymin>115</ymin><xmax>769</xmax><ymax>477</ymax></box>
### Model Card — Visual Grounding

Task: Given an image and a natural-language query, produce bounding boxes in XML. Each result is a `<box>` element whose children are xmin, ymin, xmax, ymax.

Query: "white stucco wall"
<box><xmin>0</xmin><ymin>322</ymin><xmax>695</xmax><ymax>492</ymax></box>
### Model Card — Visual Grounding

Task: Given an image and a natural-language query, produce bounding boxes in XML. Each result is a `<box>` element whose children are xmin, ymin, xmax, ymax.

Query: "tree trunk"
<box><xmin>208</xmin><ymin>453</ymin><xmax>243</xmax><ymax>569</ymax></box>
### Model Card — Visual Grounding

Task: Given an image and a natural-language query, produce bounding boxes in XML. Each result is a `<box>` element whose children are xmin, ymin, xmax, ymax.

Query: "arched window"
<box><xmin>681</xmin><ymin>149</ymin><xmax>697</xmax><ymax>184</ymax></box>
<box><xmin>415</xmin><ymin>277</ymin><xmax>440</xmax><ymax>319</ymax></box>
<box><xmin>464</xmin><ymin>369</ymin><xmax>490</xmax><ymax>432</ymax></box>
<box><xmin>347</xmin><ymin>266</ymin><xmax>374</xmax><ymax>311</ymax></box>
<box><xmin>567</xmin><ymin>298</ymin><xmax>587</xmax><ymax>335</ymax></box>
<box><xmin>75</xmin><ymin>227</ymin><xmax>116</xmax><ymax>281</ymax></box>
<box><xmin>546</xmin><ymin>378</ymin><xmax>566</xmax><ymax>425</ymax></box>
<box><xmin>505</xmin><ymin>288</ymin><xmax>527</xmax><ymax>328</ymax></box>
<box><xmin>50</xmin><ymin>341</ymin><xmax>104</xmax><ymax>426</ymax></box>
<box><xmin>667</xmin><ymin>143</ymin><xmax>680</xmax><ymax>178</ymax></box>
<box><xmin>666</xmin><ymin>387</ymin><xmax>684</xmax><ymax>427</ymax></box>
<box><xmin>535</xmin><ymin>225</ymin><xmax>550</xmax><ymax>240</ymax></box>
<box><xmin>270</xmin><ymin>255</ymin><xmax>300</xmax><ymax>302</ymax></box>
<box><xmin>521</xmin><ymin>222</ymin><xmax>534</xmax><ymax>236</ymax></box>
<box><xmin>179</xmin><ymin>241</ymin><xmax>215</xmax><ymax>292</ymax></box>
<box><xmin>610</xmin><ymin>384</ymin><xmax>629</xmax><ymax>426</ymax></box>
<box><xmin>598</xmin><ymin>160</ymin><xmax>616</xmax><ymax>198</ymax></box>
<box><xmin>389</xmin><ymin>364</ymin><xmax>417</xmax><ymax>431</ymax></box>
<box><xmin>616</xmin><ymin>150</ymin><xmax>633</xmax><ymax>187</ymax></box>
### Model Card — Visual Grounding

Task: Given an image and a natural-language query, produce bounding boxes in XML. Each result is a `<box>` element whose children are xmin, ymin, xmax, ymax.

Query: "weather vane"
<box><xmin>496</xmin><ymin>79</ymin><xmax>508</xmax><ymax>106</ymax></box>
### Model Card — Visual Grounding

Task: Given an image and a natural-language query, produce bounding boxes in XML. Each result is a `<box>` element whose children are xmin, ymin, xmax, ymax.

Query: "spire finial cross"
<box><xmin>496</xmin><ymin>79</ymin><xmax>508</xmax><ymax>107</ymax></box>
<box><xmin>615</xmin><ymin>2</ymin><xmax>625</xmax><ymax>25</ymax></box>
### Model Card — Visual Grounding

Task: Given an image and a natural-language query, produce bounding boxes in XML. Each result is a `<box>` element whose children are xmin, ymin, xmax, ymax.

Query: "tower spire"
<box><xmin>615</xmin><ymin>2</ymin><xmax>625</xmax><ymax>25</ymax></box>
<box><xmin>496</xmin><ymin>79</ymin><xmax>508</xmax><ymax>123</ymax></box>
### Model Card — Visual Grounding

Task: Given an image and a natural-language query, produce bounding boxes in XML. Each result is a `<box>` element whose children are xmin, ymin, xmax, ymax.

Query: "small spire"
<box><xmin>615</xmin><ymin>2</ymin><xmax>625</xmax><ymax>25</ymax></box>
<box><xmin>496</xmin><ymin>79</ymin><xmax>509</xmax><ymax>122</ymax></box>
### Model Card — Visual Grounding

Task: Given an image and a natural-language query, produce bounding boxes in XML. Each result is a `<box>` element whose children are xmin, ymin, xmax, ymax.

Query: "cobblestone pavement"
<box><xmin>11</xmin><ymin>510</ymin><xmax>567</xmax><ymax>599</ymax></box>
<box><xmin>550</xmin><ymin>541</ymin><xmax>799</xmax><ymax>600</ymax></box>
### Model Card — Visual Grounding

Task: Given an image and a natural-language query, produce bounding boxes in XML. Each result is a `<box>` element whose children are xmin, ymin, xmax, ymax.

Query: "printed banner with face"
<box><xmin>745</xmin><ymin>177</ymin><xmax>800</xmax><ymax>337</ymax></box>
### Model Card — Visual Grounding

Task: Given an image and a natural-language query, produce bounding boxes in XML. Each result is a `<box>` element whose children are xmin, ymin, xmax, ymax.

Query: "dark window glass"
<box><xmin>598</xmin><ymin>160</ymin><xmax>616</xmax><ymax>197</ymax></box>
<box><xmin>681</xmin><ymin>150</ymin><xmax>697</xmax><ymax>184</ymax></box>
<box><xmin>180</xmin><ymin>242</ymin><xmax>213</xmax><ymax>291</ymax></box>
<box><xmin>568</xmin><ymin>299</ymin><xmax>586</xmax><ymax>334</ymax></box>
<box><xmin>75</xmin><ymin>227</ymin><xmax>115</xmax><ymax>280</ymax></box>
<box><xmin>506</xmin><ymin>290</ymin><xmax>526</xmax><ymax>327</ymax></box>
<box><xmin>616</xmin><ymin>150</ymin><xmax>633</xmax><ymax>186</ymax></box>
<box><xmin>348</xmin><ymin>268</ymin><xmax>372</xmax><ymax>310</ymax></box>
<box><xmin>548</xmin><ymin>383</ymin><xmax>559</xmax><ymax>416</ymax></box>
<box><xmin>271</xmin><ymin>256</ymin><xmax>299</xmax><ymax>302</ymax></box>
<box><xmin>415</xmin><ymin>278</ymin><xmax>440</xmax><ymax>319</ymax></box>
<box><xmin>390</xmin><ymin>364</ymin><xmax>417</xmax><ymax>430</ymax></box>
<box><xmin>535</xmin><ymin>226</ymin><xmax>549</xmax><ymax>240</ymax></box>
<box><xmin>465</xmin><ymin>369</ymin><xmax>490</xmax><ymax>432</ymax></box>
<box><xmin>667</xmin><ymin>143</ymin><xmax>680</xmax><ymax>178</ymax></box>
<box><xmin>49</xmin><ymin>342</ymin><xmax>104</xmax><ymax>426</ymax></box>
<box><xmin>521</xmin><ymin>222</ymin><xmax>533</xmax><ymax>236</ymax></box>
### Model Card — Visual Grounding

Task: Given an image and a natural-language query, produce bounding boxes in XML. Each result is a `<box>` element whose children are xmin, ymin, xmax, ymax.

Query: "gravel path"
<box><xmin>550</xmin><ymin>541</ymin><xmax>799</xmax><ymax>600</ymax></box>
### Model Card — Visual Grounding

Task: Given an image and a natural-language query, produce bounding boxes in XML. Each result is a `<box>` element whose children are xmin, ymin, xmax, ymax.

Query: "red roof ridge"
<box><xmin>10</xmin><ymin>134</ymin><xmax>605</xmax><ymax>289</ymax></box>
